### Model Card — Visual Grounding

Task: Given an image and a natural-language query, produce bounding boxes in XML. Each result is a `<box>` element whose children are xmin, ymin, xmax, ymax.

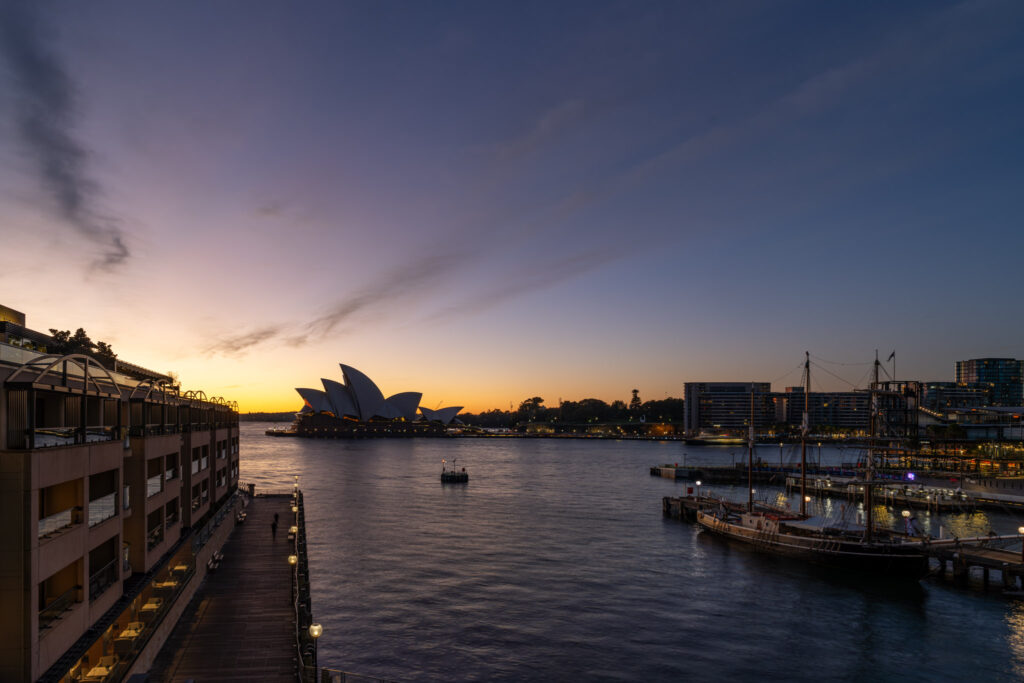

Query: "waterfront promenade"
<box><xmin>149</xmin><ymin>495</ymin><xmax>297</xmax><ymax>682</ymax></box>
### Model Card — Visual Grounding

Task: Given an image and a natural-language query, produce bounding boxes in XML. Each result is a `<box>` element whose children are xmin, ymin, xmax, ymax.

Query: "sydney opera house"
<box><xmin>293</xmin><ymin>364</ymin><xmax>463</xmax><ymax>437</ymax></box>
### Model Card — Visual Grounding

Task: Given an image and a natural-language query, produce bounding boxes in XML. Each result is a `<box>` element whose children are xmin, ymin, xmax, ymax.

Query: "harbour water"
<box><xmin>242</xmin><ymin>423</ymin><xmax>1024</xmax><ymax>681</ymax></box>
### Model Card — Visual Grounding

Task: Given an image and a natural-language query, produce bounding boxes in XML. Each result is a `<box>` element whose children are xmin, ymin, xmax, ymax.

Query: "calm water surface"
<box><xmin>242</xmin><ymin>423</ymin><xmax>1024</xmax><ymax>681</ymax></box>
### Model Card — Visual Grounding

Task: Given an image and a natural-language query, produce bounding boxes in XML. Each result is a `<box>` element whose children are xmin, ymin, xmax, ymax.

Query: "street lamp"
<box><xmin>695</xmin><ymin>480</ymin><xmax>702</xmax><ymax>499</ymax></box>
<box><xmin>1018</xmin><ymin>527</ymin><xmax>1024</xmax><ymax>563</ymax></box>
<box><xmin>290</xmin><ymin>525</ymin><xmax>298</xmax><ymax>534</ymax></box>
<box><xmin>288</xmin><ymin>554</ymin><xmax>298</xmax><ymax>566</ymax></box>
<box><xmin>309</xmin><ymin>623</ymin><xmax>323</xmax><ymax>673</ymax></box>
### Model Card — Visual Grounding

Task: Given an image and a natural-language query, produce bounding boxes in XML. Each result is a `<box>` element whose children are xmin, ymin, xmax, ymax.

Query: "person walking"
<box><xmin>271</xmin><ymin>520</ymin><xmax>278</xmax><ymax>540</ymax></box>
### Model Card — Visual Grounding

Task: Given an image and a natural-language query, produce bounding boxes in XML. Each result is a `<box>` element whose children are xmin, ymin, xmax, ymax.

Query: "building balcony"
<box><xmin>38</xmin><ymin>506</ymin><xmax>82</xmax><ymax>539</ymax></box>
<box><xmin>146</xmin><ymin>526</ymin><xmax>164</xmax><ymax>551</ymax></box>
<box><xmin>26</xmin><ymin>425</ymin><xmax>119</xmax><ymax>449</ymax></box>
<box><xmin>38</xmin><ymin>586</ymin><xmax>82</xmax><ymax>633</ymax></box>
<box><xmin>88</xmin><ymin>559</ymin><xmax>119</xmax><ymax>602</ymax></box>
<box><xmin>87</xmin><ymin>492</ymin><xmax>117</xmax><ymax>528</ymax></box>
<box><xmin>146</xmin><ymin>474</ymin><xmax>163</xmax><ymax>499</ymax></box>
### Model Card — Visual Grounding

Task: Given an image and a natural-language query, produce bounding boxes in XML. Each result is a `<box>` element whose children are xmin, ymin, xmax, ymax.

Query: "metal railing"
<box><xmin>190</xmin><ymin>490</ymin><xmax>239</xmax><ymax>553</ymax></box>
<box><xmin>39</xmin><ymin>507</ymin><xmax>78</xmax><ymax>538</ymax></box>
<box><xmin>39</xmin><ymin>586</ymin><xmax>79</xmax><ymax>631</ymax></box>
<box><xmin>147</xmin><ymin>526</ymin><xmax>164</xmax><ymax>551</ymax></box>
<box><xmin>29</xmin><ymin>426</ymin><xmax>118</xmax><ymax>448</ymax></box>
<box><xmin>88</xmin><ymin>559</ymin><xmax>119</xmax><ymax>601</ymax></box>
<box><xmin>147</xmin><ymin>474</ymin><xmax>163</xmax><ymax>498</ymax></box>
<box><xmin>291</xmin><ymin>490</ymin><xmax>318</xmax><ymax>682</ymax></box>
<box><xmin>88</xmin><ymin>493</ymin><xmax>117</xmax><ymax>527</ymax></box>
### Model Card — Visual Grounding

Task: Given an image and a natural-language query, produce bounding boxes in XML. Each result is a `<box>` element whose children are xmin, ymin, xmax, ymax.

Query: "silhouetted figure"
<box><xmin>274</xmin><ymin>512</ymin><xmax>279</xmax><ymax>525</ymax></box>
<box><xmin>271</xmin><ymin>521</ymin><xmax>278</xmax><ymax>539</ymax></box>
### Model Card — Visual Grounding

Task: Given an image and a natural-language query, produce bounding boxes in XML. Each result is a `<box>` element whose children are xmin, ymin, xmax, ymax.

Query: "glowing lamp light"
<box><xmin>292</xmin><ymin>505</ymin><xmax>299</xmax><ymax>513</ymax></box>
<box><xmin>290</xmin><ymin>525</ymin><xmax>298</xmax><ymax>534</ymax></box>
<box><xmin>288</xmin><ymin>555</ymin><xmax>298</xmax><ymax>565</ymax></box>
<box><xmin>804</xmin><ymin>495</ymin><xmax>811</xmax><ymax>503</ymax></box>
<box><xmin>902</xmin><ymin>510</ymin><xmax>911</xmax><ymax>518</ymax></box>
<box><xmin>907</xmin><ymin>472</ymin><xmax>916</xmax><ymax>481</ymax></box>
<box><xmin>1018</xmin><ymin>527</ymin><xmax>1024</xmax><ymax>535</ymax></box>
<box><xmin>309</xmin><ymin>623</ymin><xmax>323</xmax><ymax>639</ymax></box>
<box><xmin>695</xmin><ymin>480</ymin><xmax>702</xmax><ymax>487</ymax></box>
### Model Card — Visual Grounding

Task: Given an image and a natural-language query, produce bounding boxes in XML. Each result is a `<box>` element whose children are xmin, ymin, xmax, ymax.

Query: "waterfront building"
<box><xmin>683</xmin><ymin>382</ymin><xmax>772</xmax><ymax>436</ymax></box>
<box><xmin>921</xmin><ymin>381</ymin><xmax>990</xmax><ymax>411</ymax></box>
<box><xmin>294</xmin><ymin>363</ymin><xmax>461</xmax><ymax>437</ymax></box>
<box><xmin>0</xmin><ymin>311</ymin><xmax>239</xmax><ymax>681</ymax></box>
<box><xmin>955</xmin><ymin>358</ymin><xmax>1024</xmax><ymax>407</ymax></box>
<box><xmin>777</xmin><ymin>387</ymin><xmax>870</xmax><ymax>431</ymax></box>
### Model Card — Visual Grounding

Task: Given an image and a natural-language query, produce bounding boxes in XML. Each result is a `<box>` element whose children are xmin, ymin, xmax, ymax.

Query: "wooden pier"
<box><xmin>919</xmin><ymin>536</ymin><xmax>1024</xmax><ymax>590</ymax></box>
<box><xmin>664</xmin><ymin>495</ymin><xmax>1024</xmax><ymax>592</ymax></box>
<box><xmin>148</xmin><ymin>495</ymin><xmax>299</xmax><ymax>682</ymax></box>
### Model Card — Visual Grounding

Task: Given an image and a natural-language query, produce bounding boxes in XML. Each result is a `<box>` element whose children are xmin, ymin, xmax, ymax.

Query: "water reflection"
<box><xmin>241</xmin><ymin>424</ymin><xmax>1024</xmax><ymax>682</ymax></box>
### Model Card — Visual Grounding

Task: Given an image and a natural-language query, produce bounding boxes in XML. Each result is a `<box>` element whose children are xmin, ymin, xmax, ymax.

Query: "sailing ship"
<box><xmin>696</xmin><ymin>352</ymin><xmax>929</xmax><ymax>580</ymax></box>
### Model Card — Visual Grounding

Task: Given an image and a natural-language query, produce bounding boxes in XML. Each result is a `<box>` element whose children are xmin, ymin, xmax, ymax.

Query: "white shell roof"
<box><xmin>321</xmin><ymin>378</ymin><xmax>359</xmax><ymax>419</ymax></box>
<box><xmin>385</xmin><ymin>392</ymin><xmax>422</xmax><ymax>421</ymax></box>
<box><xmin>296</xmin><ymin>388</ymin><xmax>331</xmax><ymax>414</ymax></box>
<box><xmin>341</xmin><ymin>364</ymin><xmax>387</xmax><ymax>420</ymax></box>
<box><xmin>420</xmin><ymin>406</ymin><xmax>463</xmax><ymax>424</ymax></box>
<box><xmin>295</xmin><ymin>365</ymin><xmax>449</xmax><ymax>424</ymax></box>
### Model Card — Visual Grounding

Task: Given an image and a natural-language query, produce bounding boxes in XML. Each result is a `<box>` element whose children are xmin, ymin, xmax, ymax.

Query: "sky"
<box><xmin>1</xmin><ymin>0</ymin><xmax>1022</xmax><ymax>412</ymax></box>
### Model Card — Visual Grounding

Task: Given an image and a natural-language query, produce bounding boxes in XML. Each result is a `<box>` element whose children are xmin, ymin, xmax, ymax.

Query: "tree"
<box><xmin>48</xmin><ymin>327</ymin><xmax>117</xmax><ymax>367</ymax></box>
<box><xmin>629</xmin><ymin>389</ymin><xmax>642</xmax><ymax>413</ymax></box>
<box><xmin>516</xmin><ymin>397</ymin><xmax>546</xmax><ymax>422</ymax></box>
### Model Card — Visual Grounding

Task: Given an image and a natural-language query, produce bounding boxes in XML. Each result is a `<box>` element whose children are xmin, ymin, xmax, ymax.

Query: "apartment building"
<box><xmin>683</xmin><ymin>382</ymin><xmax>773</xmax><ymax>436</ymax></box>
<box><xmin>0</xmin><ymin>323</ymin><xmax>240</xmax><ymax>681</ymax></box>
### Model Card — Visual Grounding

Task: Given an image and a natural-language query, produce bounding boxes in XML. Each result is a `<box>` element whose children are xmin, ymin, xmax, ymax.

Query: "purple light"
<box><xmin>906</xmin><ymin>472</ymin><xmax>916</xmax><ymax>481</ymax></box>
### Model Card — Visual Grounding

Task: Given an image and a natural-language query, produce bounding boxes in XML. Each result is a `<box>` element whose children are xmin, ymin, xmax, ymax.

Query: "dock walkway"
<box><xmin>148</xmin><ymin>495</ymin><xmax>297</xmax><ymax>682</ymax></box>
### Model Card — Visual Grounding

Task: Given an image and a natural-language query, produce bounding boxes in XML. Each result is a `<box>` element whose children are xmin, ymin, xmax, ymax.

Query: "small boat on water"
<box><xmin>441</xmin><ymin>458</ymin><xmax>468</xmax><ymax>483</ymax></box>
<box><xmin>696</xmin><ymin>352</ymin><xmax>930</xmax><ymax>580</ymax></box>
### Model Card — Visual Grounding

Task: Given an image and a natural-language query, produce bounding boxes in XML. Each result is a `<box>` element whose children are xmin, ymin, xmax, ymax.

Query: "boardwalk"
<box><xmin>149</xmin><ymin>496</ymin><xmax>297</xmax><ymax>682</ymax></box>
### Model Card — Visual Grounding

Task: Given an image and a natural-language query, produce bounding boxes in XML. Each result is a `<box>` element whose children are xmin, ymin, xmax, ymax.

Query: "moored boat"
<box><xmin>696</xmin><ymin>352</ymin><xmax>930</xmax><ymax>580</ymax></box>
<box><xmin>441</xmin><ymin>458</ymin><xmax>468</xmax><ymax>483</ymax></box>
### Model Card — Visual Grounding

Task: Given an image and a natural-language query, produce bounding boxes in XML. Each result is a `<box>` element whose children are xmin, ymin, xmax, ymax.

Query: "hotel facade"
<box><xmin>0</xmin><ymin>310</ymin><xmax>240</xmax><ymax>681</ymax></box>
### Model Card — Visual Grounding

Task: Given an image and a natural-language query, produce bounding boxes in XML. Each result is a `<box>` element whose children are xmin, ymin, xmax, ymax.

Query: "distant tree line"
<box><xmin>460</xmin><ymin>392</ymin><xmax>685</xmax><ymax>428</ymax></box>
<box><xmin>240</xmin><ymin>412</ymin><xmax>295</xmax><ymax>422</ymax></box>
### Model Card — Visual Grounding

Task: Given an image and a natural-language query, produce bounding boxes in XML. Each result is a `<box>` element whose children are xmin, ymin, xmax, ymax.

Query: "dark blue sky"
<box><xmin>1</xmin><ymin>0</ymin><xmax>1022</xmax><ymax>409</ymax></box>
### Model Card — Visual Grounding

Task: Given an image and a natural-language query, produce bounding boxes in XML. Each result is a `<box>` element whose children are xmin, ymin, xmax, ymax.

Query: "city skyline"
<box><xmin>2</xmin><ymin>1</ymin><xmax>1022</xmax><ymax>412</ymax></box>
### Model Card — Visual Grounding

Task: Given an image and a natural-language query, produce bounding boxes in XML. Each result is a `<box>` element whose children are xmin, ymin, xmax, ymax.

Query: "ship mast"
<box><xmin>800</xmin><ymin>351</ymin><xmax>809</xmax><ymax>517</ymax></box>
<box><xmin>865</xmin><ymin>351</ymin><xmax>879</xmax><ymax>544</ymax></box>
<box><xmin>748</xmin><ymin>384</ymin><xmax>754</xmax><ymax>513</ymax></box>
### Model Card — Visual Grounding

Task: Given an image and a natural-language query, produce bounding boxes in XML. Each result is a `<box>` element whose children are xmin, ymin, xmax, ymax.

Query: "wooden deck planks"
<box><xmin>149</xmin><ymin>496</ymin><xmax>298</xmax><ymax>682</ymax></box>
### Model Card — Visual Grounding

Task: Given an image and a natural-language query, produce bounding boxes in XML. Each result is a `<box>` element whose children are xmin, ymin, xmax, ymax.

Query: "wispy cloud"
<box><xmin>204</xmin><ymin>325</ymin><xmax>283</xmax><ymax>356</ymax></box>
<box><xmin>427</xmin><ymin>245</ymin><xmax>630</xmax><ymax>322</ymax></box>
<box><xmin>493</xmin><ymin>98</ymin><xmax>589</xmax><ymax>162</ymax></box>
<box><xmin>0</xmin><ymin>1</ymin><xmax>130</xmax><ymax>270</ymax></box>
<box><xmin>294</xmin><ymin>248</ymin><xmax>470</xmax><ymax>343</ymax></box>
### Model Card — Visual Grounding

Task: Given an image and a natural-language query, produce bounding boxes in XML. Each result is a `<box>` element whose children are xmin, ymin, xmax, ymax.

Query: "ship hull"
<box><xmin>696</xmin><ymin>511</ymin><xmax>929</xmax><ymax>580</ymax></box>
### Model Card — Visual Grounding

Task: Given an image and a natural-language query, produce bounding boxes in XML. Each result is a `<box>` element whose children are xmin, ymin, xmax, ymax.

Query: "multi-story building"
<box><xmin>955</xmin><ymin>358</ymin><xmax>1024</xmax><ymax>407</ymax></box>
<box><xmin>0</xmin><ymin>314</ymin><xmax>240</xmax><ymax>681</ymax></box>
<box><xmin>921</xmin><ymin>381</ymin><xmax>990</xmax><ymax>411</ymax></box>
<box><xmin>683</xmin><ymin>382</ymin><xmax>772</xmax><ymax>436</ymax></box>
<box><xmin>777</xmin><ymin>387</ymin><xmax>870</xmax><ymax>431</ymax></box>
